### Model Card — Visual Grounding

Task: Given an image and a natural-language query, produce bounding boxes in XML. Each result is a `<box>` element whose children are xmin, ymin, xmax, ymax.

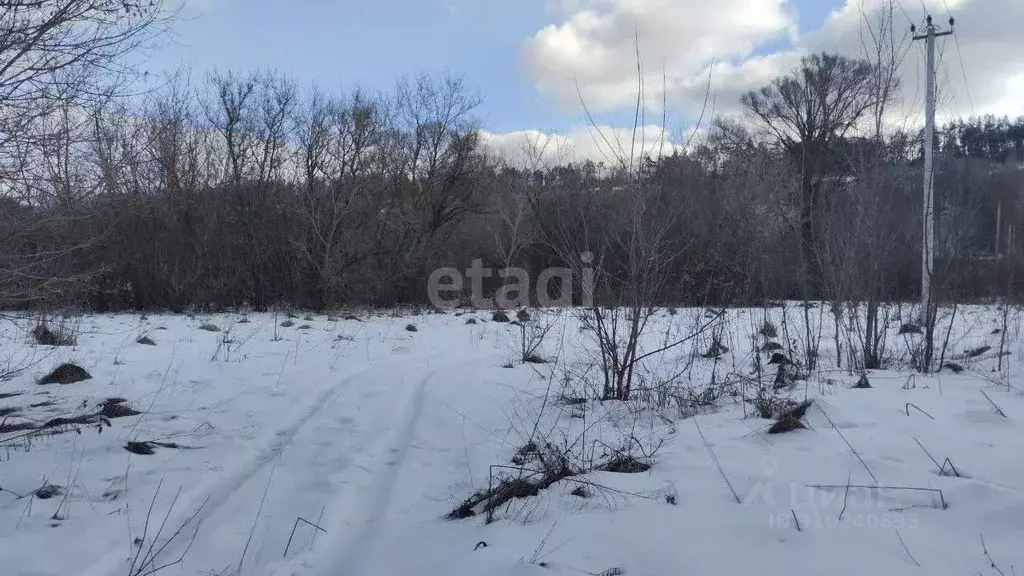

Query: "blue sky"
<box><xmin>143</xmin><ymin>0</ymin><xmax>1022</xmax><ymax>163</ymax></box>
<box><xmin>147</xmin><ymin>0</ymin><xmax>845</xmax><ymax>133</ymax></box>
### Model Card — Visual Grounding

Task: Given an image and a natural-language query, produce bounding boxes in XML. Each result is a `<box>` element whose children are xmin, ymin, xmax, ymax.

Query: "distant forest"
<box><xmin>1</xmin><ymin>3</ymin><xmax>1022</xmax><ymax>312</ymax></box>
<box><xmin>2</xmin><ymin>69</ymin><xmax>1022</xmax><ymax>312</ymax></box>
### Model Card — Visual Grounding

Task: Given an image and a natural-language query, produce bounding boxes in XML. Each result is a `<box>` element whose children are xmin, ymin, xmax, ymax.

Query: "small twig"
<box><xmin>914</xmin><ymin>437</ymin><xmax>960</xmax><ymax>477</ymax></box>
<box><xmin>308</xmin><ymin>506</ymin><xmax>326</xmax><ymax>550</ymax></box>
<box><xmin>913</xmin><ymin>437</ymin><xmax>942</xmax><ymax>470</ymax></box>
<box><xmin>283</xmin><ymin>516</ymin><xmax>327</xmax><ymax>558</ymax></box>
<box><xmin>980</xmin><ymin>390</ymin><xmax>1007</xmax><ymax>418</ymax></box>
<box><xmin>818</xmin><ymin>404</ymin><xmax>878</xmax><ymax>483</ymax></box>
<box><xmin>790</xmin><ymin>509</ymin><xmax>801</xmax><ymax>532</ymax></box>
<box><xmin>939</xmin><ymin>457</ymin><xmax>960</xmax><ymax>478</ymax></box>
<box><xmin>904</xmin><ymin>402</ymin><xmax>935</xmax><ymax>420</ymax></box>
<box><xmin>838</xmin><ymin>470</ymin><xmax>852</xmax><ymax>522</ymax></box>
<box><xmin>0</xmin><ymin>484</ymin><xmax>27</xmax><ymax>499</ymax></box>
<box><xmin>981</xmin><ymin>534</ymin><xmax>1007</xmax><ymax>576</ymax></box>
<box><xmin>692</xmin><ymin>417</ymin><xmax>740</xmax><ymax>504</ymax></box>
<box><xmin>128</xmin><ymin>481</ymin><xmax>207</xmax><ymax>576</ymax></box>
<box><xmin>895</xmin><ymin>529</ymin><xmax>920</xmax><ymax>567</ymax></box>
<box><xmin>238</xmin><ymin>461</ymin><xmax>276</xmax><ymax>573</ymax></box>
<box><xmin>808</xmin><ymin>484</ymin><xmax>946</xmax><ymax>510</ymax></box>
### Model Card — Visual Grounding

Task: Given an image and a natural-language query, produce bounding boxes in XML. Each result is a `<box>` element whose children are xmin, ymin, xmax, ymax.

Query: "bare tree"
<box><xmin>0</xmin><ymin>0</ymin><xmax>175</xmax><ymax>183</ymax></box>
<box><xmin>742</xmin><ymin>52</ymin><xmax>878</xmax><ymax>292</ymax></box>
<box><xmin>816</xmin><ymin>1</ymin><xmax>912</xmax><ymax>370</ymax></box>
<box><xmin>294</xmin><ymin>88</ymin><xmax>386</xmax><ymax>307</ymax></box>
<box><xmin>0</xmin><ymin>0</ymin><xmax>176</xmax><ymax>308</ymax></box>
<box><xmin>204</xmin><ymin>70</ymin><xmax>258</xmax><ymax>184</ymax></box>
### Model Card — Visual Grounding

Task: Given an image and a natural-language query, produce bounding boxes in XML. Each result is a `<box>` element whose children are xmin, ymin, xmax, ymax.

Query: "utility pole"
<box><xmin>912</xmin><ymin>15</ymin><xmax>953</xmax><ymax>324</ymax></box>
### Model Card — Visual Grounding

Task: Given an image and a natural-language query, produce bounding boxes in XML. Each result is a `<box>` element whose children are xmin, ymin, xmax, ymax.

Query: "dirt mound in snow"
<box><xmin>38</xmin><ymin>363</ymin><xmax>91</xmax><ymax>385</ymax></box>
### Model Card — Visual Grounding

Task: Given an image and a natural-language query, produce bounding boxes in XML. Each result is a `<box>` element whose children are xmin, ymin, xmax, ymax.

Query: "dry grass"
<box><xmin>31</xmin><ymin>324</ymin><xmax>75</xmax><ymax>346</ymax></box>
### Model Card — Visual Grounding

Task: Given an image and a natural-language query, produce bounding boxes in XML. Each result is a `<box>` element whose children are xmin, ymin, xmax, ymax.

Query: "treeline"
<box><xmin>1</xmin><ymin>65</ymin><xmax>1021</xmax><ymax>312</ymax></box>
<box><xmin>2</xmin><ymin>0</ymin><xmax>1024</xmax><ymax>315</ymax></box>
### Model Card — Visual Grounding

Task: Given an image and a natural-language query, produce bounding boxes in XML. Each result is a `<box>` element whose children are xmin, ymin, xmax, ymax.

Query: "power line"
<box><xmin>935</xmin><ymin>35</ymin><xmax>954</xmax><ymax>116</ymax></box>
<box><xmin>941</xmin><ymin>0</ymin><xmax>978</xmax><ymax>119</ymax></box>
<box><xmin>917</xmin><ymin>0</ymin><xmax>929</xmax><ymax>18</ymax></box>
<box><xmin>950</xmin><ymin>34</ymin><xmax>975</xmax><ymax>118</ymax></box>
<box><xmin>892</xmin><ymin>0</ymin><xmax>917</xmax><ymax>29</ymax></box>
<box><xmin>905</xmin><ymin>42</ymin><xmax>927</xmax><ymax>127</ymax></box>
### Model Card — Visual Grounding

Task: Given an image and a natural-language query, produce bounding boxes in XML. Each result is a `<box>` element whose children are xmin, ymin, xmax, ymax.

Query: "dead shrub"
<box><xmin>759</xmin><ymin>321</ymin><xmax>778</xmax><ymax>338</ymax></box>
<box><xmin>198</xmin><ymin>323</ymin><xmax>220</xmax><ymax>332</ymax></box>
<box><xmin>124</xmin><ymin>440</ymin><xmax>184</xmax><ymax>455</ymax></box>
<box><xmin>769</xmin><ymin>415</ymin><xmax>805</xmax><ymax>434</ymax></box>
<box><xmin>101</xmin><ymin>398</ymin><xmax>140</xmax><ymax>419</ymax></box>
<box><xmin>598</xmin><ymin>454</ymin><xmax>651</xmax><ymax>473</ymax></box>
<box><xmin>517</xmin><ymin>440</ymin><xmax>539</xmax><ymax>456</ymax></box>
<box><xmin>492</xmin><ymin>311</ymin><xmax>510</xmax><ymax>323</ymax></box>
<box><xmin>0</xmin><ymin>419</ymin><xmax>36</xmax><ymax>434</ymax></box>
<box><xmin>942</xmin><ymin>362</ymin><xmax>964</xmax><ymax>373</ymax></box>
<box><xmin>852</xmin><ymin>374</ymin><xmax>872</xmax><ymax>389</ymax></box>
<box><xmin>899</xmin><ymin>323</ymin><xmax>922</xmax><ymax>335</ymax></box>
<box><xmin>31</xmin><ymin>324</ymin><xmax>75</xmax><ymax>346</ymax></box>
<box><xmin>449</xmin><ymin>441</ymin><xmax>579</xmax><ymax>522</ymax></box>
<box><xmin>279</xmin><ymin>320</ymin><xmax>295</xmax><ymax>328</ymax></box>
<box><xmin>961</xmin><ymin>345</ymin><xmax>991</xmax><ymax>359</ymax></box>
<box><xmin>701</xmin><ymin>338</ymin><xmax>729</xmax><ymax>359</ymax></box>
<box><xmin>42</xmin><ymin>413</ymin><xmax>110</xmax><ymax>429</ymax></box>
<box><xmin>787</xmin><ymin>399</ymin><xmax>812</xmax><ymax>420</ymax></box>
<box><xmin>35</xmin><ymin>485</ymin><xmax>64</xmax><ymax>500</ymax></box>
<box><xmin>511</xmin><ymin>440</ymin><xmax>539</xmax><ymax>465</ymax></box>
<box><xmin>752</xmin><ymin>387</ymin><xmax>794</xmax><ymax>419</ymax></box>
<box><xmin>768</xmin><ymin>400</ymin><xmax>812</xmax><ymax>434</ymax></box>
<box><xmin>447</xmin><ymin>468</ymin><xmax>575</xmax><ymax>522</ymax></box>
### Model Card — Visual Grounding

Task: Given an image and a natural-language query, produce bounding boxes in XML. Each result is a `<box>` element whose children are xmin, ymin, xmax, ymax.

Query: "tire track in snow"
<box><xmin>82</xmin><ymin>362</ymin><xmax>386</xmax><ymax>576</ymax></box>
<box><xmin>297</xmin><ymin>371</ymin><xmax>433</xmax><ymax>576</ymax></box>
<box><xmin>88</xmin><ymin>351</ymin><xmax>482</xmax><ymax>576</ymax></box>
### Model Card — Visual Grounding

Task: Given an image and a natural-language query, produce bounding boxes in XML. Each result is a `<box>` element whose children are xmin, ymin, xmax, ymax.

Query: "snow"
<box><xmin>0</xmin><ymin>306</ymin><xmax>1022</xmax><ymax>576</ymax></box>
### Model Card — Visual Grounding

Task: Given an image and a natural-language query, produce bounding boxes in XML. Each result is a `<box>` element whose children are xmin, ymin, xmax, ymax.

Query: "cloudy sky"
<box><xmin>150</xmin><ymin>0</ymin><xmax>1024</xmax><ymax>161</ymax></box>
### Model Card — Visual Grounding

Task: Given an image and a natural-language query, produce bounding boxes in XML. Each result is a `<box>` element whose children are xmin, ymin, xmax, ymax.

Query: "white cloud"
<box><xmin>522</xmin><ymin>0</ymin><xmax>796</xmax><ymax>113</ymax></box>
<box><xmin>482</xmin><ymin>123</ymin><xmax>687</xmax><ymax>167</ymax></box>
<box><xmin>521</xmin><ymin>0</ymin><xmax>1024</xmax><ymax>129</ymax></box>
<box><xmin>796</xmin><ymin>0</ymin><xmax>1024</xmax><ymax>123</ymax></box>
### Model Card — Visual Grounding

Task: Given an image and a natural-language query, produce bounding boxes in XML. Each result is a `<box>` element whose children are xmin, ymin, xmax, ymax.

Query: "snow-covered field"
<box><xmin>1</xmin><ymin>306</ymin><xmax>1023</xmax><ymax>576</ymax></box>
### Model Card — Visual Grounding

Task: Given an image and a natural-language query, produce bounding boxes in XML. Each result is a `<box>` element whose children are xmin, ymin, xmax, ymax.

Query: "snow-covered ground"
<box><xmin>1</xmin><ymin>306</ymin><xmax>1023</xmax><ymax>576</ymax></box>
